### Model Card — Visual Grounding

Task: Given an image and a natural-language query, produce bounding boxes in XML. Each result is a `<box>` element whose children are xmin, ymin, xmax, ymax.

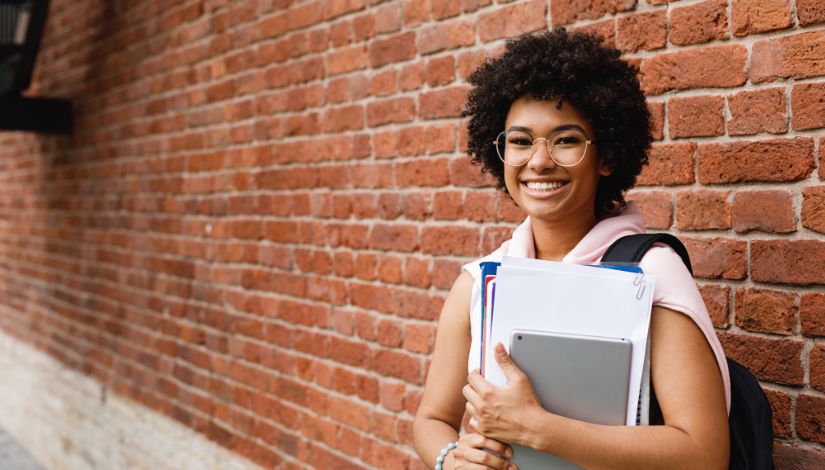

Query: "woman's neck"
<box><xmin>531</xmin><ymin>214</ymin><xmax>598</xmax><ymax>262</ymax></box>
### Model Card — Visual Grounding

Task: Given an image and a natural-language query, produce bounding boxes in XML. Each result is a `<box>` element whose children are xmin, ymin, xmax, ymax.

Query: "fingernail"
<box><xmin>509</xmin><ymin>465</ymin><xmax>517</xmax><ymax>470</ymax></box>
<box><xmin>504</xmin><ymin>448</ymin><xmax>513</xmax><ymax>458</ymax></box>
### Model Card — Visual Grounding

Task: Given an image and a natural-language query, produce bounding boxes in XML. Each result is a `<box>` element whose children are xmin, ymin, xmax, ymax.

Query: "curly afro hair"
<box><xmin>464</xmin><ymin>29</ymin><xmax>652</xmax><ymax>218</ymax></box>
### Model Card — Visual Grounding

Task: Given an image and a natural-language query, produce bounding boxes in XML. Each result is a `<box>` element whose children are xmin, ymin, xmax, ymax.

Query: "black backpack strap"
<box><xmin>601</xmin><ymin>233</ymin><xmax>693</xmax><ymax>275</ymax></box>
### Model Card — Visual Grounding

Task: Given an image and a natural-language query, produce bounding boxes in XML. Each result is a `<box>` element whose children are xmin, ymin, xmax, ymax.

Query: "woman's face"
<box><xmin>502</xmin><ymin>96</ymin><xmax>611</xmax><ymax>224</ymax></box>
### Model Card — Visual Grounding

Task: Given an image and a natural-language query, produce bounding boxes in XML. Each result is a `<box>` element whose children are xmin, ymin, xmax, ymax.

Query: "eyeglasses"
<box><xmin>492</xmin><ymin>128</ymin><xmax>593</xmax><ymax>167</ymax></box>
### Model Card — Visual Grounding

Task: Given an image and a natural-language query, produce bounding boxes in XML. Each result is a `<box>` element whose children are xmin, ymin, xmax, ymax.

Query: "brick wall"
<box><xmin>0</xmin><ymin>0</ymin><xmax>823</xmax><ymax>468</ymax></box>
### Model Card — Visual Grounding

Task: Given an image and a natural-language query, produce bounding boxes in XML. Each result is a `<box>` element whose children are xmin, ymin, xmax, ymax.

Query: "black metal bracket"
<box><xmin>0</xmin><ymin>95</ymin><xmax>72</xmax><ymax>133</ymax></box>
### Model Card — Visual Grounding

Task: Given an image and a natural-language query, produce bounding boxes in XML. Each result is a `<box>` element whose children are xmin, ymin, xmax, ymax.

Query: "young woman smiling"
<box><xmin>413</xmin><ymin>30</ymin><xmax>730</xmax><ymax>470</ymax></box>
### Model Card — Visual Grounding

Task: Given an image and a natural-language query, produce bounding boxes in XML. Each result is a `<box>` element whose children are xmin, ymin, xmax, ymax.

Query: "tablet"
<box><xmin>508</xmin><ymin>329</ymin><xmax>633</xmax><ymax>469</ymax></box>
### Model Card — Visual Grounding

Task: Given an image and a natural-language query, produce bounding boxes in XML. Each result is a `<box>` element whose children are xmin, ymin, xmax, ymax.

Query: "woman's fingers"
<box><xmin>453</xmin><ymin>434</ymin><xmax>516</xmax><ymax>470</ymax></box>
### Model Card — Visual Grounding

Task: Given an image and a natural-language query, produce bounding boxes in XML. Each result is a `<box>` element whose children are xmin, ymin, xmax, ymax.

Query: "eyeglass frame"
<box><xmin>491</xmin><ymin>126</ymin><xmax>595</xmax><ymax>168</ymax></box>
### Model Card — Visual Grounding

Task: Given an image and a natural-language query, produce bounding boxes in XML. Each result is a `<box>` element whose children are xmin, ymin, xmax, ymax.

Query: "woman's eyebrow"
<box><xmin>507</xmin><ymin>124</ymin><xmax>586</xmax><ymax>134</ymax></box>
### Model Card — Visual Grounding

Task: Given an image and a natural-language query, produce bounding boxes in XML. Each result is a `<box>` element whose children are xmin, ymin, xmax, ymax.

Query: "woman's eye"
<box><xmin>508</xmin><ymin>137</ymin><xmax>533</xmax><ymax>146</ymax></box>
<box><xmin>554</xmin><ymin>136</ymin><xmax>581</xmax><ymax>146</ymax></box>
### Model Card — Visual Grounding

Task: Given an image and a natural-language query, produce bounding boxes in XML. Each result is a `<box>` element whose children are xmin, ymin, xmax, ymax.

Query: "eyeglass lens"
<box><xmin>495</xmin><ymin>130</ymin><xmax>588</xmax><ymax>167</ymax></box>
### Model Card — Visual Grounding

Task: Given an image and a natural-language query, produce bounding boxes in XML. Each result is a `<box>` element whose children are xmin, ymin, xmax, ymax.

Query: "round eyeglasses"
<box><xmin>492</xmin><ymin>129</ymin><xmax>593</xmax><ymax>167</ymax></box>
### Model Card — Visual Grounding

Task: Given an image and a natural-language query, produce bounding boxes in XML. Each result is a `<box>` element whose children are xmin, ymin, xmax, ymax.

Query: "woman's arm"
<box><xmin>465</xmin><ymin>305</ymin><xmax>729</xmax><ymax>470</ymax></box>
<box><xmin>413</xmin><ymin>271</ymin><xmax>513</xmax><ymax>470</ymax></box>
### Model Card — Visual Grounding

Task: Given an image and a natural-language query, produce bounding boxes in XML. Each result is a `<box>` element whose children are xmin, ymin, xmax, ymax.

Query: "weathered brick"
<box><xmin>774</xmin><ymin>443</ymin><xmax>825</xmax><ymax>470</ymax></box>
<box><xmin>764</xmin><ymin>389</ymin><xmax>792</xmax><ymax>438</ymax></box>
<box><xmin>797</xmin><ymin>394</ymin><xmax>825</xmax><ymax>445</ymax></box>
<box><xmin>647</xmin><ymin>102</ymin><xmax>664</xmax><ymax>141</ymax></box>
<box><xmin>698</xmin><ymin>284</ymin><xmax>730</xmax><ymax>328</ymax></box>
<box><xmin>801</xmin><ymin>293</ymin><xmax>825</xmax><ymax>337</ymax></box>
<box><xmin>697</xmin><ymin>138</ymin><xmax>815</xmax><ymax>184</ymax></box>
<box><xmin>668</xmin><ymin>95</ymin><xmax>725</xmax><ymax>138</ymax></box>
<box><xmin>626</xmin><ymin>191</ymin><xmax>672</xmax><ymax>230</ymax></box>
<box><xmin>616</xmin><ymin>11</ymin><xmax>666</xmax><ymax>52</ymax></box>
<box><xmin>637</xmin><ymin>143</ymin><xmax>695</xmax><ymax>186</ymax></box>
<box><xmin>727</xmin><ymin>88</ymin><xmax>787</xmax><ymax>136</ymax></box>
<box><xmin>551</xmin><ymin>0</ymin><xmax>636</xmax><ymax>26</ymax></box>
<box><xmin>791</xmin><ymin>82</ymin><xmax>825</xmax><ymax>131</ymax></box>
<box><xmin>751</xmin><ymin>30</ymin><xmax>825</xmax><ymax>83</ymax></box>
<box><xmin>420</xmin><ymin>226</ymin><xmax>481</xmax><ymax>257</ymax></box>
<box><xmin>368</xmin><ymin>32</ymin><xmax>416</xmax><ymax>67</ymax></box>
<box><xmin>366</xmin><ymin>97</ymin><xmax>415</xmax><ymax>127</ymax></box>
<box><xmin>479</xmin><ymin>0</ymin><xmax>547</xmax><ymax>42</ymax></box>
<box><xmin>732</xmin><ymin>190</ymin><xmax>795</xmax><ymax>234</ymax></box>
<box><xmin>572</xmin><ymin>19</ymin><xmax>615</xmax><ymax>47</ymax></box>
<box><xmin>640</xmin><ymin>45</ymin><xmax>747</xmax><ymax>95</ymax></box>
<box><xmin>683</xmin><ymin>237</ymin><xmax>747</xmax><ymax>280</ymax></box>
<box><xmin>810</xmin><ymin>344</ymin><xmax>825</xmax><ymax>393</ymax></box>
<box><xmin>734</xmin><ymin>288</ymin><xmax>797</xmax><ymax>335</ymax></box>
<box><xmin>751</xmin><ymin>239</ymin><xmax>825</xmax><ymax>285</ymax></box>
<box><xmin>669</xmin><ymin>0</ymin><xmax>728</xmax><ymax>45</ymax></box>
<box><xmin>426</xmin><ymin>55</ymin><xmax>456</xmax><ymax>87</ymax></box>
<box><xmin>396</xmin><ymin>158</ymin><xmax>450</xmax><ymax>187</ymax></box>
<box><xmin>732</xmin><ymin>0</ymin><xmax>792</xmax><ymax>36</ymax></box>
<box><xmin>797</xmin><ymin>0</ymin><xmax>825</xmax><ymax>25</ymax></box>
<box><xmin>419</xmin><ymin>86</ymin><xmax>468</xmax><ymax>120</ymax></box>
<box><xmin>417</xmin><ymin>20</ymin><xmax>475</xmax><ymax>55</ymax></box>
<box><xmin>675</xmin><ymin>190</ymin><xmax>731</xmax><ymax>230</ymax></box>
<box><xmin>719</xmin><ymin>333</ymin><xmax>804</xmax><ymax>385</ymax></box>
<box><xmin>802</xmin><ymin>186</ymin><xmax>825</xmax><ymax>234</ymax></box>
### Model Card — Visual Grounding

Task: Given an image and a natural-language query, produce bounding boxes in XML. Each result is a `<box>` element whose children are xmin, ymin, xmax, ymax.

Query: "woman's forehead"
<box><xmin>505</xmin><ymin>97</ymin><xmax>593</xmax><ymax>132</ymax></box>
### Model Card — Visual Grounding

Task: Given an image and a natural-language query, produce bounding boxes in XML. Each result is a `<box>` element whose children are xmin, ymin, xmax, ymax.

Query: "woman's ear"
<box><xmin>598</xmin><ymin>154</ymin><xmax>613</xmax><ymax>177</ymax></box>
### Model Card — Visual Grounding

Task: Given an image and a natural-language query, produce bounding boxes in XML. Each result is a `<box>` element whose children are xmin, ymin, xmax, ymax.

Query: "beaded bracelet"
<box><xmin>435</xmin><ymin>441</ymin><xmax>458</xmax><ymax>470</ymax></box>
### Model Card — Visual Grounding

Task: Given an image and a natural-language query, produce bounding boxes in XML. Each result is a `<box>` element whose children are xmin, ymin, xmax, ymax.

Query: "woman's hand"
<box><xmin>446</xmin><ymin>433</ymin><xmax>515</xmax><ymax>470</ymax></box>
<box><xmin>462</xmin><ymin>342</ymin><xmax>544</xmax><ymax>447</ymax></box>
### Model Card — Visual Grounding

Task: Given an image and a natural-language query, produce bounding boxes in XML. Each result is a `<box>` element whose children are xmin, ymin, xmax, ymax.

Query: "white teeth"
<box><xmin>525</xmin><ymin>181</ymin><xmax>566</xmax><ymax>191</ymax></box>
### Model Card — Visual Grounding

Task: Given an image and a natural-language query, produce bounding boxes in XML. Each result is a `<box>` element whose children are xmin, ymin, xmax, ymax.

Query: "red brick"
<box><xmin>774</xmin><ymin>443</ymin><xmax>825</xmax><ymax>470</ymax></box>
<box><xmin>668</xmin><ymin>95</ymin><xmax>725</xmax><ymax>138</ymax></box>
<box><xmin>683</xmin><ymin>237</ymin><xmax>747</xmax><ymax>280</ymax></box>
<box><xmin>791</xmin><ymin>82</ymin><xmax>825</xmax><ymax>130</ymax></box>
<box><xmin>373</xmin><ymin>349</ymin><xmax>422</xmax><ymax>383</ymax></box>
<box><xmin>640</xmin><ymin>45</ymin><xmax>747</xmax><ymax>95</ymax></box>
<box><xmin>698</xmin><ymin>284</ymin><xmax>730</xmax><ymax>328</ymax></box>
<box><xmin>379</xmin><ymin>382</ymin><xmax>406</xmax><ymax>412</ymax></box>
<box><xmin>811</xmin><ymin>344</ymin><xmax>825</xmax><ymax>393</ymax></box>
<box><xmin>551</xmin><ymin>0</ymin><xmax>635</xmax><ymax>26</ymax></box>
<box><xmin>403</xmin><ymin>323</ymin><xmax>435</xmax><ymax>353</ymax></box>
<box><xmin>368</xmin><ymin>32</ymin><xmax>416</xmax><ymax>67</ymax></box>
<box><xmin>627</xmin><ymin>191</ymin><xmax>673</xmax><ymax>230</ymax></box>
<box><xmin>464</xmin><ymin>191</ymin><xmax>497</xmax><ymax>223</ymax></box>
<box><xmin>697</xmin><ymin>138</ymin><xmax>815</xmax><ymax>184</ymax></box>
<box><xmin>420</xmin><ymin>226</ymin><xmax>480</xmax><ymax>256</ymax></box>
<box><xmin>718</xmin><ymin>333</ymin><xmax>804</xmax><ymax>385</ymax></box>
<box><xmin>402</xmin><ymin>192</ymin><xmax>433</xmax><ymax>220</ymax></box>
<box><xmin>669</xmin><ymin>0</ymin><xmax>728</xmax><ymax>45</ymax></box>
<box><xmin>727</xmin><ymin>88</ymin><xmax>787</xmax><ymax>136</ymax></box>
<box><xmin>370</xmin><ymin>69</ymin><xmax>398</xmax><ymax>97</ymax></box>
<box><xmin>321</xmin><ymin>104</ymin><xmax>364</xmax><ymax>132</ymax></box>
<box><xmin>732</xmin><ymin>0</ymin><xmax>792</xmax><ymax>36</ymax></box>
<box><xmin>426</xmin><ymin>56</ymin><xmax>456</xmax><ymax>87</ymax></box>
<box><xmin>764</xmin><ymin>389</ymin><xmax>792</xmax><ymax>438</ymax></box>
<box><xmin>402</xmin><ymin>0</ymin><xmax>430</xmax><ymax>27</ymax></box>
<box><xmin>572</xmin><ymin>19</ymin><xmax>616</xmax><ymax>47</ymax></box>
<box><xmin>417</xmin><ymin>20</ymin><xmax>475</xmax><ymax>55</ymax></box>
<box><xmin>676</xmin><ymin>190</ymin><xmax>731</xmax><ymax>230</ymax></box>
<box><xmin>366</xmin><ymin>97</ymin><xmax>415</xmax><ymax>127</ymax></box>
<box><xmin>637</xmin><ymin>143</ymin><xmax>695</xmax><ymax>186</ymax></box>
<box><xmin>797</xmin><ymin>394</ymin><xmax>825</xmax><ymax>445</ymax></box>
<box><xmin>647</xmin><ymin>102</ymin><xmax>664</xmax><ymax>141</ymax></box>
<box><xmin>433</xmin><ymin>190</ymin><xmax>463</xmax><ymax>220</ymax></box>
<box><xmin>399</xmin><ymin>61</ymin><xmax>426</xmax><ymax>91</ymax></box>
<box><xmin>425</xmin><ymin>123</ymin><xmax>456</xmax><ymax>154</ymax></box>
<box><xmin>732</xmin><ymin>190</ymin><xmax>795</xmax><ymax>233</ymax></box>
<box><xmin>616</xmin><ymin>11</ymin><xmax>666</xmax><ymax>52</ymax></box>
<box><xmin>396</xmin><ymin>157</ymin><xmax>450</xmax><ymax>187</ymax></box>
<box><xmin>751</xmin><ymin>30</ymin><xmax>825</xmax><ymax>83</ymax></box>
<box><xmin>402</xmin><ymin>256</ymin><xmax>431</xmax><ymax>288</ymax></box>
<box><xmin>797</xmin><ymin>0</ymin><xmax>825</xmax><ymax>26</ymax></box>
<box><xmin>801</xmin><ymin>293</ymin><xmax>825</xmax><ymax>337</ymax></box>
<box><xmin>370</xmin><ymin>224</ymin><xmax>418</xmax><ymax>251</ymax></box>
<box><xmin>479</xmin><ymin>0</ymin><xmax>547</xmax><ymax>42</ymax></box>
<box><xmin>734</xmin><ymin>288</ymin><xmax>797</xmax><ymax>335</ymax></box>
<box><xmin>431</xmin><ymin>259</ymin><xmax>462</xmax><ymax>290</ymax></box>
<box><xmin>456</xmin><ymin>49</ymin><xmax>488</xmax><ymax>80</ymax></box>
<box><xmin>802</xmin><ymin>186</ymin><xmax>825</xmax><ymax>233</ymax></box>
<box><xmin>498</xmin><ymin>192</ymin><xmax>525</xmax><ymax>223</ymax></box>
<box><xmin>751</xmin><ymin>239</ymin><xmax>825</xmax><ymax>285</ymax></box>
<box><xmin>449</xmin><ymin>156</ymin><xmax>497</xmax><ymax>188</ymax></box>
<box><xmin>419</xmin><ymin>86</ymin><xmax>468</xmax><ymax>120</ymax></box>
<box><xmin>396</xmin><ymin>126</ymin><xmax>426</xmax><ymax>157</ymax></box>
<box><xmin>375</xmin><ymin>2</ymin><xmax>402</xmax><ymax>33</ymax></box>
<box><xmin>326</xmin><ymin>45</ymin><xmax>368</xmax><ymax>76</ymax></box>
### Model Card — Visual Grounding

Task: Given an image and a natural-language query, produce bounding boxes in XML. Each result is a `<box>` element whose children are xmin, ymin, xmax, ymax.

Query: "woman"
<box><xmin>413</xmin><ymin>30</ymin><xmax>730</xmax><ymax>470</ymax></box>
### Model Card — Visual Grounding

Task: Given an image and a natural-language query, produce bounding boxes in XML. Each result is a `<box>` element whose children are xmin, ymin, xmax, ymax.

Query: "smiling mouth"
<box><xmin>523</xmin><ymin>181</ymin><xmax>569</xmax><ymax>192</ymax></box>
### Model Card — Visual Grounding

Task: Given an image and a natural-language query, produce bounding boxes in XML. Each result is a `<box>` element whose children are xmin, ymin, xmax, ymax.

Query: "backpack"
<box><xmin>602</xmin><ymin>233</ymin><xmax>774</xmax><ymax>470</ymax></box>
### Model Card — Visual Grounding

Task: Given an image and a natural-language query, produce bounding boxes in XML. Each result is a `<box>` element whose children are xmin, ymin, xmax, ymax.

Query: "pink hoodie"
<box><xmin>462</xmin><ymin>202</ymin><xmax>732</xmax><ymax>413</ymax></box>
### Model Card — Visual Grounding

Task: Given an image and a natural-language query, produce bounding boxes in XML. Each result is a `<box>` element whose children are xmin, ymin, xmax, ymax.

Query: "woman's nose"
<box><xmin>527</xmin><ymin>138</ymin><xmax>557</xmax><ymax>170</ymax></box>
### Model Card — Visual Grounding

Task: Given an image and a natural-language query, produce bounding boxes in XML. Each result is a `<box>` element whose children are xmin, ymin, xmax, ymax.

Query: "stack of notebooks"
<box><xmin>477</xmin><ymin>256</ymin><xmax>656</xmax><ymax>469</ymax></box>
